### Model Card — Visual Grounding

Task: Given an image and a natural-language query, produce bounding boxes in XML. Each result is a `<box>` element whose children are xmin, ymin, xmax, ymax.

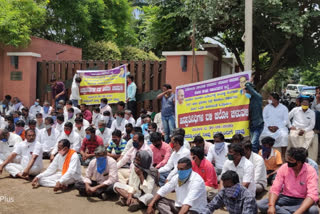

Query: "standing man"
<box><xmin>50</xmin><ymin>78</ymin><xmax>66</xmax><ymax>109</ymax></box>
<box><xmin>126</xmin><ymin>74</ymin><xmax>137</xmax><ymax>118</ymax></box>
<box><xmin>70</xmin><ymin>76</ymin><xmax>82</xmax><ymax>107</ymax></box>
<box><xmin>245</xmin><ymin>80</ymin><xmax>264</xmax><ymax>153</ymax></box>
<box><xmin>157</xmin><ymin>84</ymin><xmax>175</xmax><ymax>143</ymax></box>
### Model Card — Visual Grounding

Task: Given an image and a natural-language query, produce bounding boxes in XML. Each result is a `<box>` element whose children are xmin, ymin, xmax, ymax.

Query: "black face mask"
<box><xmin>287</xmin><ymin>161</ymin><xmax>297</xmax><ymax>168</ymax></box>
<box><xmin>155</xmin><ymin>143</ymin><xmax>161</xmax><ymax>149</ymax></box>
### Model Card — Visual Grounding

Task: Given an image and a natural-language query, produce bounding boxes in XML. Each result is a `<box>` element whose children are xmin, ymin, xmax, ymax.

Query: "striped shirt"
<box><xmin>107</xmin><ymin>139</ymin><xmax>127</xmax><ymax>155</ymax></box>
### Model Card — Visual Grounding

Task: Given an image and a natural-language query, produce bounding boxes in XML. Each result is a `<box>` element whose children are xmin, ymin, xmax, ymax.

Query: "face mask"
<box><xmin>124</xmin><ymin>115</ymin><xmax>129</xmax><ymax>120</ymax></box>
<box><xmin>116</xmin><ymin>116</ymin><xmax>123</xmax><ymax>125</ymax></box>
<box><xmin>301</xmin><ymin>105</ymin><xmax>309</xmax><ymax>110</ymax></box>
<box><xmin>68</xmin><ymin>112</ymin><xmax>73</xmax><ymax>119</ymax></box>
<box><xmin>64</xmin><ymin>130</ymin><xmax>71</xmax><ymax>135</ymax></box>
<box><xmin>155</xmin><ymin>143</ymin><xmax>162</xmax><ymax>149</ymax></box>
<box><xmin>225</xmin><ymin>183</ymin><xmax>241</xmax><ymax>198</ymax></box>
<box><xmin>96</xmin><ymin>157</ymin><xmax>107</xmax><ymax>174</ymax></box>
<box><xmin>100</xmin><ymin>103</ymin><xmax>106</xmax><ymax>108</ymax></box>
<box><xmin>35</xmin><ymin>102</ymin><xmax>39</xmax><ymax>106</ymax></box>
<box><xmin>287</xmin><ymin>161</ymin><xmax>297</xmax><ymax>168</ymax></box>
<box><xmin>99</xmin><ymin>127</ymin><xmax>105</xmax><ymax>133</ymax></box>
<box><xmin>103</xmin><ymin>116</ymin><xmax>110</xmax><ymax>122</ymax></box>
<box><xmin>2</xmin><ymin>104</ymin><xmax>6</xmax><ymax>109</ymax></box>
<box><xmin>133</xmin><ymin>141</ymin><xmax>139</xmax><ymax>149</ymax></box>
<box><xmin>43</xmin><ymin>106</ymin><xmax>49</xmax><ymax>113</ymax></box>
<box><xmin>14</xmin><ymin>118</ymin><xmax>19</xmax><ymax>124</ymax></box>
<box><xmin>178</xmin><ymin>168</ymin><xmax>192</xmax><ymax>183</ymax></box>
<box><xmin>130</xmin><ymin>133</ymin><xmax>134</xmax><ymax>139</ymax></box>
<box><xmin>227</xmin><ymin>154</ymin><xmax>234</xmax><ymax>161</ymax></box>
<box><xmin>1</xmin><ymin>138</ymin><xmax>8</xmax><ymax>143</ymax></box>
<box><xmin>45</xmin><ymin>124</ymin><xmax>51</xmax><ymax>130</ymax></box>
<box><xmin>86</xmin><ymin>134</ymin><xmax>91</xmax><ymax>140</ymax></box>
<box><xmin>214</xmin><ymin>142</ymin><xmax>225</xmax><ymax>154</ymax></box>
<box><xmin>262</xmin><ymin>146</ymin><xmax>271</xmax><ymax>159</ymax></box>
<box><xmin>245</xmin><ymin>93</ymin><xmax>251</xmax><ymax>99</ymax></box>
<box><xmin>268</xmin><ymin>100</ymin><xmax>272</xmax><ymax>104</ymax></box>
<box><xmin>15</xmin><ymin>127</ymin><xmax>24</xmax><ymax>135</ymax></box>
<box><xmin>52</xmin><ymin>116</ymin><xmax>57</xmax><ymax>121</ymax></box>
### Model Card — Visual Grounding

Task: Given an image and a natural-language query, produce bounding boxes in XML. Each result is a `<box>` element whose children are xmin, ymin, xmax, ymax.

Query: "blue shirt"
<box><xmin>161</xmin><ymin>94</ymin><xmax>175</xmax><ymax>117</ymax></box>
<box><xmin>127</xmin><ymin>82</ymin><xmax>137</xmax><ymax>101</ymax></box>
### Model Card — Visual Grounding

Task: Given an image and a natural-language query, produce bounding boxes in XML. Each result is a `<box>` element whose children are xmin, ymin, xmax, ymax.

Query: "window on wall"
<box><xmin>10</xmin><ymin>56</ymin><xmax>19</xmax><ymax>69</ymax></box>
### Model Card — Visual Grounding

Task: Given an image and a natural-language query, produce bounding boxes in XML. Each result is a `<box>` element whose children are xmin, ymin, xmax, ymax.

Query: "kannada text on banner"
<box><xmin>175</xmin><ymin>71</ymin><xmax>252</xmax><ymax>141</ymax></box>
<box><xmin>77</xmin><ymin>65</ymin><xmax>127</xmax><ymax>105</ymax></box>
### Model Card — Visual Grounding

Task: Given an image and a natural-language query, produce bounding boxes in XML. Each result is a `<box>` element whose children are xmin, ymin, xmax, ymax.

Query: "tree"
<box><xmin>138</xmin><ymin>0</ymin><xmax>192</xmax><ymax>55</ymax></box>
<box><xmin>185</xmin><ymin>0</ymin><xmax>320</xmax><ymax>90</ymax></box>
<box><xmin>121</xmin><ymin>46</ymin><xmax>159</xmax><ymax>60</ymax></box>
<box><xmin>33</xmin><ymin>0</ymin><xmax>137</xmax><ymax>48</ymax></box>
<box><xmin>0</xmin><ymin>0</ymin><xmax>46</xmax><ymax>47</ymax></box>
<box><xmin>84</xmin><ymin>40</ymin><xmax>122</xmax><ymax>60</ymax></box>
<box><xmin>300</xmin><ymin>63</ymin><xmax>320</xmax><ymax>86</ymax></box>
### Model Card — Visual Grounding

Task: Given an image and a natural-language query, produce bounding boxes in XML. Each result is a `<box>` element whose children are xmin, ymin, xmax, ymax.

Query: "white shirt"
<box><xmin>40</xmin><ymin>106</ymin><xmax>53</xmax><ymax>119</ymax></box>
<box><xmin>110</xmin><ymin>119</ymin><xmax>128</xmax><ymax>133</ymax></box>
<box><xmin>13</xmin><ymin>140</ymin><xmax>43</xmax><ymax>169</ymax></box>
<box><xmin>311</xmin><ymin>99</ymin><xmax>320</xmax><ymax>112</ymax></box>
<box><xmin>38</xmin><ymin>128</ymin><xmax>60</xmax><ymax>152</ymax></box>
<box><xmin>158</xmin><ymin>147</ymin><xmax>190</xmax><ymax>181</ymax></box>
<box><xmin>263</xmin><ymin>103</ymin><xmax>289</xmax><ymax>128</ymax></box>
<box><xmin>157</xmin><ymin>172</ymin><xmax>207</xmax><ymax>213</ymax></box>
<box><xmin>154</xmin><ymin>112</ymin><xmax>163</xmax><ymax>132</ymax></box>
<box><xmin>0</xmin><ymin>116</ymin><xmax>6</xmax><ymax>129</ymax></box>
<box><xmin>95</xmin><ymin>128</ymin><xmax>112</xmax><ymax>146</ymax></box>
<box><xmin>52</xmin><ymin>131</ymin><xmax>82</xmax><ymax>154</ymax></box>
<box><xmin>183</xmin><ymin>139</ymin><xmax>191</xmax><ymax>150</ymax></box>
<box><xmin>135</xmin><ymin>117</ymin><xmax>142</xmax><ymax>127</ymax></box>
<box><xmin>289</xmin><ymin>107</ymin><xmax>315</xmax><ymax>131</ymax></box>
<box><xmin>222</xmin><ymin>156</ymin><xmax>256</xmax><ymax>196</ymax></box>
<box><xmin>0</xmin><ymin>133</ymin><xmax>22</xmax><ymax>161</ymax></box>
<box><xmin>126</xmin><ymin>117</ymin><xmax>136</xmax><ymax>126</ymax></box>
<box><xmin>92</xmin><ymin>112</ymin><xmax>103</xmax><ymax>128</ymax></box>
<box><xmin>100</xmin><ymin>104</ymin><xmax>113</xmax><ymax>118</ymax></box>
<box><xmin>29</xmin><ymin>105</ymin><xmax>42</xmax><ymax>117</ymax></box>
<box><xmin>69</xmin><ymin>77</ymin><xmax>81</xmax><ymax>100</ymax></box>
<box><xmin>248</xmin><ymin>152</ymin><xmax>267</xmax><ymax>189</ymax></box>
<box><xmin>206</xmin><ymin>143</ymin><xmax>229</xmax><ymax>170</ymax></box>
<box><xmin>54</xmin><ymin>122</ymin><xmax>65</xmax><ymax>135</ymax></box>
<box><xmin>73</xmin><ymin>126</ymin><xmax>88</xmax><ymax>141</ymax></box>
<box><xmin>37</xmin><ymin>152</ymin><xmax>81</xmax><ymax>184</ymax></box>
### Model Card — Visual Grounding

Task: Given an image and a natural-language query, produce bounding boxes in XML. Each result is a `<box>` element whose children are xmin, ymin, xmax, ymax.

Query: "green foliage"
<box><xmin>121</xmin><ymin>46</ymin><xmax>159</xmax><ymax>60</ymax></box>
<box><xmin>33</xmin><ymin>0</ymin><xmax>137</xmax><ymax>48</ymax></box>
<box><xmin>138</xmin><ymin>1</ymin><xmax>192</xmax><ymax>55</ymax></box>
<box><xmin>300</xmin><ymin>63</ymin><xmax>320</xmax><ymax>86</ymax></box>
<box><xmin>84</xmin><ymin>41</ymin><xmax>122</xmax><ymax>60</ymax></box>
<box><xmin>0</xmin><ymin>0</ymin><xmax>47</xmax><ymax>47</ymax></box>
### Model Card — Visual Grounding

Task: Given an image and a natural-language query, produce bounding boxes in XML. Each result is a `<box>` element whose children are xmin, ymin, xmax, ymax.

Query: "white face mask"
<box><xmin>268</xmin><ymin>100</ymin><xmax>272</xmax><ymax>104</ymax></box>
<box><xmin>103</xmin><ymin>116</ymin><xmax>110</xmax><ymax>122</ymax></box>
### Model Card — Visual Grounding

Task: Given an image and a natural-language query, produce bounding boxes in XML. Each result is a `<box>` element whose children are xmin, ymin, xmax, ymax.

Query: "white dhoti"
<box><xmin>117</xmin><ymin>168</ymin><xmax>130</xmax><ymax>184</ymax></box>
<box><xmin>5</xmin><ymin>163</ymin><xmax>42</xmax><ymax>177</ymax></box>
<box><xmin>38</xmin><ymin>172</ymin><xmax>77</xmax><ymax>187</ymax></box>
<box><xmin>260</xmin><ymin>127</ymin><xmax>289</xmax><ymax>147</ymax></box>
<box><xmin>289</xmin><ymin>130</ymin><xmax>314</xmax><ymax>149</ymax></box>
<box><xmin>113</xmin><ymin>182</ymin><xmax>153</xmax><ymax>205</ymax></box>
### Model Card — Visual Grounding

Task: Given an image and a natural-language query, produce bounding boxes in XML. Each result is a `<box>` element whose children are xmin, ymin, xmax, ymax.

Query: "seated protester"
<box><xmin>37</xmin><ymin>117</ymin><xmax>60</xmax><ymax>159</ymax></box>
<box><xmin>96</xmin><ymin>120</ymin><xmax>112</xmax><ymax>146</ymax></box>
<box><xmin>191</xmin><ymin>146</ymin><xmax>218</xmax><ymax>199</ymax></box>
<box><xmin>123</xmin><ymin>123</ymin><xmax>133</xmax><ymax>142</ymax></box>
<box><xmin>258</xmin><ymin>147</ymin><xmax>319</xmax><ymax>214</ymax></box>
<box><xmin>64</xmin><ymin>100</ymin><xmax>81</xmax><ymax>116</ymax></box>
<box><xmin>141</xmin><ymin>114</ymin><xmax>151</xmax><ymax>136</ymax></box>
<box><xmin>53</xmin><ymin>114</ymin><xmax>65</xmax><ymax>135</ymax></box>
<box><xmin>0</xmin><ymin>115</ymin><xmax>6</xmax><ymax>129</ymax></box>
<box><xmin>102</xmin><ymin>110</ymin><xmax>113</xmax><ymax>128</ymax></box>
<box><xmin>158</xmin><ymin>135</ymin><xmax>190</xmax><ymax>187</ymax></box>
<box><xmin>74</xmin><ymin>117</ymin><xmax>88</xmax><ymax>141</ymax></box>
<box><xmin>40</xmin><ymin>101</ymin><xmax>53</xmax><ymax>118</ymax></box>
<box><xmin>149</xmin><ymin>132</ymin><xmax>172</xmax><ymax>169</ymax></box>
<box><xmin>288</xmin><ymin>98</ymin><xmax>315</xmax><ymax>149</ymax></box>
<box><xmin>75</xmin><ymin>113</ymin><xmax>90</xmax><ymax>127</ymax></box>
<box><xmin>146</xmin><ymin>122</ymin><xmax>158</xmax><ymax>145</ymax></box>
<box><xmin>117</xmin><ymin>133</ymin><xmax>153</xmax><ymax>184</ymax></box>
<box><xmin>147</xmin><ymin>105</ymin><xmax>156</xmax><ymax>121</ymax></box>
<box><xmin>260</xmin><ymin>92</ymin><xmax>289</xmax><ymax>158</ymax></box>
<box><xmin>21</xmin><ymin>107</ymin><xmax>35</xmax><ymax>126</ymax></box>
<box><xmin>125</xmin><ymin>110</ymin><xmax>135</xmax><ymax>127</ymax></box>
<box><xmin>154</xmin><ymin>111</ymin><xmax>163</xmax><ymax>133</ymax></box>
<box><xmin>135</xmin><ymin>108</ymin><xmax>147</xmax><ymax>127</ymax></box>
<box><xmin>231</xmin><ymin>133</ymin><xmax>244</xmax><ymax>144</ymax></box>
<box><xmin>0</xmin><ymin>129</ymin><xmax>43</xmax><ymax>179</ymax></box>
<box><xmin>259</xmin><ymin>137</ymin><xmax>282</xmax><ymax>185</ymax></box>
<box><xmin>66</xmin><ymin>107</ymin><xmax>76</xmax><ymax>124</ymax></box>
<box><xmin>204</xmin><ymin>170</ymin><xmax>258</xmax><ymax>214</ymax></box>
<box><xmin>79</xmin><ymin>127</ymin><xmax>104</xmax><ymax>166</ymax></box>
<box><xmin>29</xmin><ymin>99</ymin><xmax>42</xmax><ymax>118</ymax></box>
<box><xmin>0</xmin><ymin>97</ymin><xmax>14</xmax><ymax>116</ymax></box>
<box><xmin>0</xmin><ymin>129</ymin><xmax>22</xmax><ymax>163</ymax></box>
<box><xmin>242</xmin><ymin>140</ymin><xmax>267</xmax><ymax>195</ymax></box>
<box><xmin>192</xmin><ymin>135</ymin><xmax>212</xmax><ymax>156</ymax></box>
<box><xmin>107</xmin><ymin>130</ymin><xmax>127</xmax><ymax>160</ymax></box>
<box><xmin>35</xmin><ymin>113</ymin><xmax>45</xmax><ymax>130</ymax></box>
<box><xmin>114</xmin><ymin>150</ymin><xmax>158</xmax><ymax>212</ymax></box>
<box><xmin>32</xmin><ymin>139</ymin><xmax>81</xmax><ymax>191</ymax></box>
<box><xmin>92</xmin><ymin>107</ymin><xmax>103</xmax><ymax>128</ymax></box>
<box><xmin>147</xmin><ymin>157</ymin><xmax>207</xmax><ymax>214</ymax></box>
<box><xmin>14</xmin><ymin>120</ymin><xmax>26</xmax><ymax>140</ymax></box>
<box><xmin>80</xmin><ymin>104</ymin><xmax>92</xmax><ymax>124</ymax></box>
<box><xmin>117</xmin><ymin>101</ymin><xmax>126</xmax><ymax>112</ymax></box>
<box><xmin>171</xmin><ymin>128</ymin><xmax>191</xmax><ymax>150</ymax></box>
<box><xmin>51</xmin><ymin>122</ymin><xmax>82</xmax><ymax>161</ymax></box>
<box><xmin>12</xmin><ymin>110</ymin><xmax>22</xmax><ymax>125</ymax></box>
<box><xmin>75</xmin><ymin>146</ymin><xmax>118</xmax><ymax>200</ymax></box>
<box><xmin>221</xmin><ymin>143</ymin><xmax>256</xmax><ymax>196</ymax></box>
<box><xmin>28</xmin><ymin>119</ymin><xmax>40</xmax><ymax>136</ymax></box>
<box><xmin>100</xmin><ymin>98</ymin><xmax>113</xmax><ymax>118</ymax></box>
<box><xmin>12</xmin><ymin>97</ymin><xmax>24</xmax><ymax>112</ymax></box>
<box><xmin>206</xmin><ymin>133</ymin><xmax>229</xmax><ymax>176</ymax></box>
<box><xmin>56</xmin><ymin>104</ymin><xmax>64</xmax><ymax>116</ymax></box>
<box><xmin>111</xmin><ymin>111</ymin><xmax>128</xmax><ymax>133</ymax></box>
<box><xmin>120</xmin><ymin>127</ymin><xmax>143</xmax><ymax>158</ymax></box>
<box><xmin>4</xmin><ymin>115</ymin><xmax>15</xmax><ymax>132</ymax></box>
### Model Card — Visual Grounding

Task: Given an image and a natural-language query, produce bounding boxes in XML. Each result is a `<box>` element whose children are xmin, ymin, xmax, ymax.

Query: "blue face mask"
<box><xmin>52</xmin><ymin>116</ymin><xmax>57</xmax><ymax>121</ymax></box>
<box><xmin>178</xmin><ymin>168</ymin><xmax>192</xmax><ymax>181</ymax></box>
<box><xmin>86</xmin><ymin>134</ymin><xmax>91</xmax><ymax>140</ymax></box>
<box><xmin>1</xmin><ymin>138</ymin><xmax>8</xmax><ymax>142</ymax></box>
<box><xmin>35</xmin><ymin>102</ymin><xmax>39</xmax><ymax>106</ymax></box>
<box><xmin>14</xmin><ymin>117</ymin><xmax>19</xmax><ymax>124</ymax></box>
<box><xmin>43</xmin><ymin>106</ymin><xmax>49</xmax><ymax>113</ymax></box>
<box><xmin>2</xmin><ymin>104</ymin><xmax>6</xmax><ymax>109</ymax></box>
<box><xmin>133</xmin><ymin>141</ymin><xmax>139</xmax><ymax>149</ymax></box>
<box><xmin>245</xmin><ymin>93</ymin><xmax>251</xmax><ymax>99</ymax></box>
<box><xmin>225</xmin><ymin>183</ymin><xmax>241</xmax><ymax>198</ymax></box>
<box><xmin>130</xmin><ymin>133</ymin><xmax>134</xmax><ymax>139</ymax></box>
<box><xmin>100</xmin><ymin>103</ymin><xmax>106</xmax><ymax>108</ymax></box>
<box><xmin>96</xmin><ymin>157</ymin><xmax>107</xmax><ymax>174</ymax></box>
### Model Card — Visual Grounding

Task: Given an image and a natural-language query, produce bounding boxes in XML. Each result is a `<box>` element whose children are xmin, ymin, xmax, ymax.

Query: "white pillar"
<box><xmin>244</xmin><ymin>0</ymin><xmax>253</xmax><ymax>71</ymax></box>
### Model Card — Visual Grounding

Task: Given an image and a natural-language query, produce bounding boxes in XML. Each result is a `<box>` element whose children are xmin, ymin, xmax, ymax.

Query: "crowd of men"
<box><xmin>0</xmin><ymin>76</ymin><xmax>319</xmax><ymax>214</ymax></box>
